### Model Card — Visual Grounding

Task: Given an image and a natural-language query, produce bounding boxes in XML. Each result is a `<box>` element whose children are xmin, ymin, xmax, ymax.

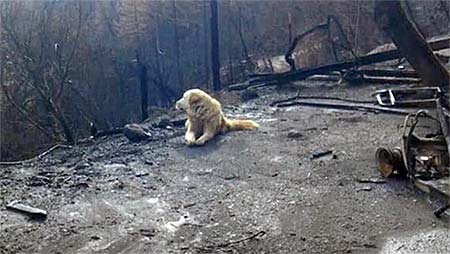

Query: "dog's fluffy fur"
<box><xmin>175</xmin><ymin>89</ymin><xmax>259</xmax><ymax>146</ymax></box>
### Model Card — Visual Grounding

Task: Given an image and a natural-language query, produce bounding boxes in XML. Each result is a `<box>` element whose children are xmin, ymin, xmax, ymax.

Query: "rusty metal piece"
<box><xmin>376</xmin><ymin>147</ymin><xmax>405</xmax><ymax>177</ymax></box>
<box><xmin>373</xmin><ymin>87</ymin><xmax>442</xmax><ymax>108</ymax></box>
<box><xmin>401</xmin><ymin>109</ymin><xmax>449</xmax><ymax>178</ymax></box>
<box><xmin>375</xmin><ymin>94</ymin><xmax>450</xmax><ymax>217</ymax></box>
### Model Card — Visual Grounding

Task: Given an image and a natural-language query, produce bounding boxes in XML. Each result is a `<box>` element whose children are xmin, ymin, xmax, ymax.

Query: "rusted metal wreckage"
<box><xmin>375</xmin><ymin>87</ymin><xmax>450</xmax><ymax>217</ymax></box>
<box><xmin>252</xmin><ymin>7</ymin><xmax>450</xmax><ymax>217</ymax></box>
<box><xmin>229</xmin><ymin>7</ymin><xmax>450</xmax><ymax>217</ymax></box>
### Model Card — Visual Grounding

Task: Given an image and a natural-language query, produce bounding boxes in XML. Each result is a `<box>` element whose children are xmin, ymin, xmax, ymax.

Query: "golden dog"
<box><xmin>175</xmin><ymin>89</ymin><xmax>259</xmax><ymax>146</ymax></box>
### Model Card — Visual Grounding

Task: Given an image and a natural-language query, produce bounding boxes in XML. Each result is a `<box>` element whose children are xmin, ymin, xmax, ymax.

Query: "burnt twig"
<box><xmin>203</xmin><ymin>231</ymin><xmax>266</xmax><ymax>249</ymax></box>
<box><xmin>0</xmin><ymin>144</ymin><xmax>73</xmax><ymax>166</ymax></box>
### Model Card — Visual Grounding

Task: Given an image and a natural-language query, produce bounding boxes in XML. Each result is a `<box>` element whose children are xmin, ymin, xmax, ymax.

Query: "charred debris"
<box><xmin>1</xmin><ymin>1</ymin><xmax>449</xmax><ymax>219</ymax></box>
<box><xmin>227</xmin><ymin>1</ymin><xmax>450</xmax><ymax>218</ymax></box>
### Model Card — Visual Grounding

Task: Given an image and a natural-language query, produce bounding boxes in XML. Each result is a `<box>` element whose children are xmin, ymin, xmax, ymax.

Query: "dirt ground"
<box><xmin>1</xmin><ymin>81</ymin><xmax>449</xmax><ymax>254</ymax></box>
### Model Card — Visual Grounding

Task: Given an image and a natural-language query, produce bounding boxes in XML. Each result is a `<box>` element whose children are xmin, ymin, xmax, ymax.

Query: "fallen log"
<box><xmin>276</xmin><ymin>100</ymin><xmax>412</xmax><ymax>115</ymax></box>
<box><xmin>306</xmin><ymin>74</ymin><xmax>421</xmax><ymax>84</ymax></box>
<box><xmin>362</xmin><ymin>76</ymin><xmax>421</xmax><ymax>84</ymax></box>
<box><xmin>270</xmin><ymin>95</ymin><xmax>376</xmax><ymax>107</ymax></box>
<box><xmin>234</xmin><ymin>75</ymin><xmax>421</xmax><ymax>92</ymax></box>
<box><xmin>250</xmin><ymin>68</ymin><xmax>420</xmax><ymax>79</ymax></box>
<box><xmin>358</xmin><ymin>68</ymin><xmax>420</xmax><ymax>78</ymax></box>
<box><xmin>227</xmin><ymin>36</ymin><xmax>450</xmax><ymax>91</ymax></box>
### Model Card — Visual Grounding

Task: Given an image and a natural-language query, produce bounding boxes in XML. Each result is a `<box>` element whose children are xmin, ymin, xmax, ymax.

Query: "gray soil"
<box><xmin>1</xmin><ymin>82</ymin><xmax>449</xmax><ymax>254</ymax></box>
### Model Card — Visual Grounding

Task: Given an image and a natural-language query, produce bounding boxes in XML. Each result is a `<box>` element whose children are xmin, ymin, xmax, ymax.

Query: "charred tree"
<box><xmin>237</xmin><ymin>5</ymin><xmax>250</xmax><ymax>62</ymax></box>
<box><xmin>288</xmin><ymin>12</ymin><xmax>293</xmax><ymax>44</ymax></box>
<box><xmin>172</xmin><ymin>0</ymin><xmax>183</xmax><ymax>88</ymax></box>
<box><xmin>203</xmin><ymin>0</ymin><xmax>210</xmax><ymax>89</ymax></box>
<box><xmin>375</xmin><ymin>0</ymin><xmax>450</xmax><ymax>92</ymax></box>
<box><xmin>210</xmin><ymin>0</ymin><xmax>221</xmax><ymax>91</ymax></box>
<box><xmin>139</xmin><ymin>64</ymin><xmax>149</xmax><ymax>121</ymax></box>
<box><xmin>136</xmin><ymin>53</ymin><xmax>149</xmax><ymax>121</ymax></box>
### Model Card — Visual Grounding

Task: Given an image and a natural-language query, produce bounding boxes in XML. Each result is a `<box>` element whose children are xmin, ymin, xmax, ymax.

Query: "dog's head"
<box><xmin>175</xmin><ymin>89</ymin><xmax>204</xmax><ymax>112</ymax></box>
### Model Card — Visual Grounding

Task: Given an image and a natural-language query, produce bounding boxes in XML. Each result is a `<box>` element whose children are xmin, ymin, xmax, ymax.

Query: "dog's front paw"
<box><xmin>185</xmin><ymin>137</ymin><xmax>196</xmax><ymax>146</ymax></box>
<box><xmin>195</xmin><ymin>139</ymin><xmax>206</xmax><ymax>146</ymax></box>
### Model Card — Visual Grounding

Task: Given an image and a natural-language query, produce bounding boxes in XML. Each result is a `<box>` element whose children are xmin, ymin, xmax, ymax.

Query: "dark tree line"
<box><xmin>1</xmin><ymin>0</ymin><xmax>449</xmax><ymax>160</ymax></box>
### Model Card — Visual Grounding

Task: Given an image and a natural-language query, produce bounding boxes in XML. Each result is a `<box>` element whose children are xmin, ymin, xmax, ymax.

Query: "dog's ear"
<box><xmin>188</xmin><ymin>93</ymin><xmax>202</xmax><ymax>106</ymax></box>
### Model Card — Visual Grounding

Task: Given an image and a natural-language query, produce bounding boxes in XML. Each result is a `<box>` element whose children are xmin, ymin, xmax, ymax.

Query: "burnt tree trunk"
<box><xmin>136</xmin><ymin>56</ymin><xmax>148</xmax><ymax>121</ymax></box>
<box><xmin>203</xmin><ymin>0</ymin><xmax>210</xmax><ymax>89</ymax></box>
<box><xmin>51</xmin><ymin>102</ymin><xmax>75</xmax><ymax>144</ymax></box>
<box><xmin>139</xmin><ymin>64</ymin><xmax>148</xmax><ymax>121</ymax></box>
<box><xmin>374</xmin><ymin>0</ymin><xmax>450</xmax><ymax>92</ymax></box>
<box><xmin>210</xmin><ymin>0</ymin><xmax>221</xmax><ymax>91</ymax></box>
<box><xmin>288</xmin><ymin>12</ymin><xmax>292</xmax><ymax>45</ymax></box>
<box><xmin>172</xmin><ymin>0</ymin><xmax>183</xmax><ymax>88</ymax></box>
<box><xmin>237</xmin><ymin>6</ymin><xmax>250</xmax><ymax>62</ymax></box>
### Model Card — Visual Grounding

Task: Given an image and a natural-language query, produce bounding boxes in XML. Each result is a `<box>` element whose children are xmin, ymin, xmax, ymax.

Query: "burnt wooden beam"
<box><xmin>375</xmin><ymin>0</ymin><xmax>450</xmax><ymax>92</ymax></box>
<box><xmin>229</xmin><ymin>36</ymin><xmax>450</xmax><ymax>91</ymax></box>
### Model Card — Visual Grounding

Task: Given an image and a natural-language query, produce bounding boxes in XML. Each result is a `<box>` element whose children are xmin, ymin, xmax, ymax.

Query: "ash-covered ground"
<box><xmin>1</xmin><ymin>82</ymin><xmax>449</xmax><ymax>254</ymax></box>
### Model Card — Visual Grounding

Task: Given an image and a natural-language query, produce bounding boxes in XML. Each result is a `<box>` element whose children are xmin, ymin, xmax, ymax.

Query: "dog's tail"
<box><xmin>224</xmin><ymin>118</ymin><xmax>259</xmax><ymax>131</ymax></box>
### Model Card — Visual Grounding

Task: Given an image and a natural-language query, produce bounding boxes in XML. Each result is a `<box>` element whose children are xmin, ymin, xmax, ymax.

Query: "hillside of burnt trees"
<box><xmin>1</xmin><ymin>0</ymin><xmax>449</xmax><ymax>160</ymax></box>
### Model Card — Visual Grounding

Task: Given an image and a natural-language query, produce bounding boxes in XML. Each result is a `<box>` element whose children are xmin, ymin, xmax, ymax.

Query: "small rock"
<box><xmin>73</xmin><ymin>182</ymin><xmax>89</xmax><ymax>188</ymax></box>
<box><xmin>240</xmin><ymin>89</ymin><xmax>259</xmax><ymax>102</ymax></box>
<box><xmin>183</xmin><ymin>203</ymin><xmax>196</xmax><ymax>208</ymax></box>
<box><xmin>113</xmin><ymin>180</ymin><xmax>125</xmax><ymax>189</ymax></box>
<box><xmin>311</xmin><ymin>149</ymin><xmax>332</xmax><ymax>158</ymax></box>
<box><xmin>224</xmin><ymin>175</ymin><xmax>239</xmax><ymax>180</ymax></box>
<box><xmin>144</xmin><ymin>160</ymin><xmax>154</xmax><ymax>166</ymax></box>
<box><xmin>356</xmin><ymin>186</ymin><xmax>373</xmax><ymax>192</ymax></box>
<box><xmin>90</xmin><ymin>235</ymin><xmax>101</xmax><ymax>241</ymax></box>
<box><xmin>135</xmin><ymin>171</ymin><xmax>149</xmax><ymax>177</ymax></box>
<box><xmin>73</xmin><ymin>162</ymin><xmax>90</xmax><ymax>170</ymax></box>
<box><xmin>287</xmin><ymin>130</ymin><xmax>303</xmax><ymax>139</ymax></box>
<box><xmin>154</xmin><ymin>118</ymin><xmax>173</xmax><ymax>128</ymax></box>
<box><xmin>363</xmin><ymin>243</ymin><xmax>377</xmax><ymax>249</ymax></box>
<box><xmin>139</xmin><ymin>228</ymin><xmax>156</xmax><ymax>237</ymax></box>
<box><xmin>310</xmin><ymin>149</ymin><xmax>333</xmax><ymax>160</ymax></box>
<box><xmin>123</xmin><ymin>123</ymin><xmax>152</xmax><ymax>142</ymax></box>
<box><xmin>357</xmin><ymin>178</ymin><xmax>386</xmax><ymax>184</ymax></box>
